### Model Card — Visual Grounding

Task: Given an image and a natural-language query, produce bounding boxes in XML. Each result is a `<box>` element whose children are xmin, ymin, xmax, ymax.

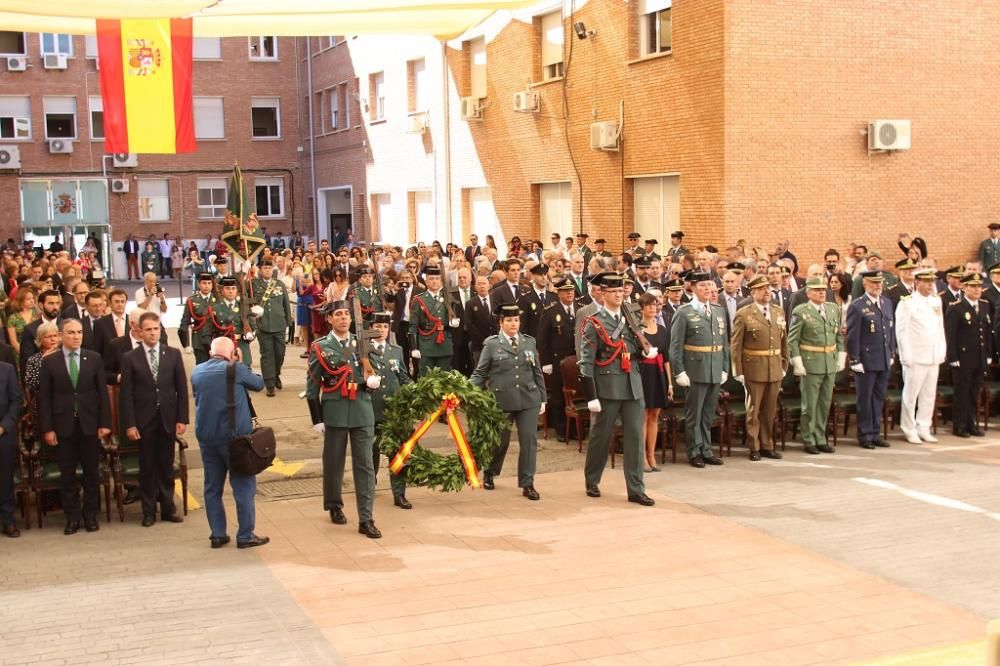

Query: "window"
<box><xmin>193</xmin><ymin>37</ymin><xmax>222</xmax><ymax>60</ymax></box>
<box><xmin>40</xmin><ymin>33</ymin><xmax>73</xmax><ymax>56</ymax></box>
<box><xmin>197</xmin><ymin>178</ymin><xmax>227</xmax><ymax>219</ymax></box>
<box><xmin>632</xmin><ymin>175</ymin><xmax>679</xmax><ymax>242</ymax></box>
<box><xmin>0</xmin><ymin>97</ymin><xmax>31</xmax><ymax>140</ymax></box>
<box><xmin>248</xmin><ymin>36</ymin><xmax>277</xmax><ymax>60</ymax></box>
<box><xmin>539</xmin><ymin>12</ymin><xmax>564</xmax><ymax>81</ymax></box>
<box><xmin>0</xmin><ymin>32</ymin><xmax>26</xmax><ymax>56</ymax></box>
<box><xmin>138</xmin><ymin>179</ymin><xmax>170</xmax><ymax>221</ymax></box>
<box><xmin>369</xmin><ymin>71</ymin><xmax>385</xmax><ymax>121</ymax></box>
<box><xmin>84</xmin><ymin>35</ymin><xmax>97</xmax><ymax>58</ymax></box>
<box><xmin>539</xmin><ymin>182</ymin><xmax>572</xmax><ymax>243</ymax></box>
<box><xmin>43</xmin><ymin>96</ymin><xmax>77</xmax><ymax>139</ymax></box>
<box><xmin>255</xmin><ymin>177</ymin><xmax>284</xmax><ymax>218</ymax></box>
<box><xmin>372</xmin><ymin>193</ymin><xmax>392</xmax><ymax>241</ymax></box>
<box><xmin>88</xmin><ymin>96</ymin><xmax>104</xmax><ymax>140</ymax></box>
<box><xmin>194</xmin><ymin>97</ymin><xmax>225</xmax><ymax>139</ymax></box>
<box><xmin>639</xmin><ymin>0</ymin><xmax>672</xmax><ymax>56</ymax></box>
<box><xmin>250</xmin><ymin>97</ymin><xmax>280</xmax><ymax>138</ymax></box>
<box><xmin>320</xmin><ymin>36</ymin><xmax>341</xmax><ymax>50</ymax></box>
<box><xmin>330</xmin><ymin>87</ymin><xmax>339</xmax><ymax>130</ymax></box>
<box><xmin>469</xmin><ymin>37</ymin><xmax>487</xmax><ymax>99</ymax></box>
<box><xmin>408</xmin><ymin>58</ymin><xmax>428</xmax><ymax>113</ymax></box>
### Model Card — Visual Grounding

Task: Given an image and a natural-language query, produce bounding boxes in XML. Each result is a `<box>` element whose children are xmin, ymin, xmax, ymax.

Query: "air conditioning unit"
<box><xmin>590</xmin><ymin>121</ymin><xmax>620</xmax><ymax>151</ymax></box>
<box><xmin>42</xmin><ymin>54</ymin><xmax>68</xmax><ymax>70</ymax></box>
<box><xmin>6</xmin><ymin>56</ymin><xmax>26</xmax><ymax>72</ymax></box>
<box><xmin>110</xmin><ymin>177</ymin><xmax>130</xmax><ymax>194</ymax></box>
<box><xmin>112</xmin><ymin>152</ymin><xmax>138</xmax><ymax>168</ymax></box>
<box><xmin>868</xmin><ymin>119</ymin><xmax>911</xmax><ymax>151</ymax></box>
<box><xmin>48</xmin><ymin>138</ymin><xmax>73</xmax><ymax>154</ymax></box>
<box><xmin>0</xmin><ymin>146</ymin><xmax>21</xmax><ymax>169</ymax></box>
<box><xmin>513</xmin><ymin>91</ymin><xmax>539</xmax><ymax>113</ymax></box>
<box><xmin>460</xmin><ymin>96</ymin><xmax>482</xmax><ymax>121</ymax></box>
<box><xmin>406</xmin><ymin>112</ymin><xmax>428</xmax><ymax>134</ymax></box>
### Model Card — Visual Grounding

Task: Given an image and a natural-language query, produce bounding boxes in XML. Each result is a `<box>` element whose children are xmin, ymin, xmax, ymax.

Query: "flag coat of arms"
<box><xmin>96</xmin><ymin>18</ymin><xmax>195</xmax><ymax>154</ymax></box>
<box><xmin>221</xmin><ymin>163</ymin><xmax>267</xmax><ymax>262</ymax></box>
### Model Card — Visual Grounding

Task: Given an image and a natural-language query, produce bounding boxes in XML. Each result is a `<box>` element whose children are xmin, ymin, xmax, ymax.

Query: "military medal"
<box><xmin>869</xmin><ymin>321</ymin><xmax>875</xmax><ymax>333</ymax></box>
<box><xmin>555</xmin><ymin>314</ymin><xmax>561</xmax><ymax>322</ymax></box>
<box><xmin>965</xmin><ymin>312</ymin><xmax>972</xmax><ymax>322</ymax></box>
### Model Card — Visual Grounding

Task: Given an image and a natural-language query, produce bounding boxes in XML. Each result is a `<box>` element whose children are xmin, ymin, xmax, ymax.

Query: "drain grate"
<box><xmin>256</xmin><ymin>477</ymin><xmax>325</xmax><ymax>500</ymax></box>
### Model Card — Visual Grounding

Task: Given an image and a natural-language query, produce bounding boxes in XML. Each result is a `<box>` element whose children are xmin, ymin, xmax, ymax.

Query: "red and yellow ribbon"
<box><xmin>389</xmin><ymin>393</ymin><xmax>481</xmax><ymax>488</ymax></box>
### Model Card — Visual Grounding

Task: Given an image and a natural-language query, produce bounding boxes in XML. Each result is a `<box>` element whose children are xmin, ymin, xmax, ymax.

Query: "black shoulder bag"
<box><xmin>226</xmin><ymin>361</ymin><xmax>277</xmax><ymax>475</ymax></box>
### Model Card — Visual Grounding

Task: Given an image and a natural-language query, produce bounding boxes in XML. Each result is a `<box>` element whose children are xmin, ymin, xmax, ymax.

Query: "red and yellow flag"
<box><xmin>96</xmin><ymin>18</ymin><xmax>195</xmax><ymax>154</ymax></box>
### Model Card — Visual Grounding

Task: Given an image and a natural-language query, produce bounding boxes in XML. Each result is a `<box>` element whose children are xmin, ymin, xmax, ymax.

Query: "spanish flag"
<box><xmin>96</xmin><ymin>18</ymin><xmax>195</xmax><ymax>154</ymax></box>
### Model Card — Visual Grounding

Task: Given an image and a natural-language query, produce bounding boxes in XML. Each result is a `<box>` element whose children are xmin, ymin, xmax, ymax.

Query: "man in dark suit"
<box><xmin>0</xmin><ymin>361</ymin><xmax>23</xmax><ymax>537</ymax></box>
<box><xmin>61</xmin><ymin>279</ymin><xmax>90</xmax><ymax>320</ymax></box>
<box><xmin>123</xmin><ymin>234</ymin><xmax>141</xmax><ymax>280</ymax></box>
<box><xmin>81</xmin><ymin>291</ymin><xmax>106</xmax><ymax>352</ymax></box>
<box><xmin>518</xmin><ymin>264</ymin><xmax>552</xmax><ymax>339</ymax></box>
<box><xmin>450</xmin><ymin>268</ymin><xmax>473</xmax><ymax>376</ymax></box>
<box><xmin>491</xmin><ymin>258</ymin><xmax>527</xmax><ymax>308</ymax></box>
<box><xmin>39</xmin><ymin>319</ymin><xmax>111</xmax><ymax>535</ymax></box>
<box><xmin>465</xmin><ymin>275</ymin><xmax>498</xmax><ymax>366</ymax></box>
<box><xmin>120</xmin><ymin>313</ymin><xmax>189</xmax><ymax>526</ymax></box>
<box><xmin>20</xmin><ymin>289</ymin><xmax>63</xmax><ymax>376</ymax></box>
<box><xmin>94</xmin><ymin>289</ymin><xmax>129</xmax><ymax>357</ymax></box>
<box><xmin>766</xmin><ymin>263</ymin><xmax>792</xmax><ymax>320</ymax></box>
<box><xmin>464</xmin><ymin>234</ymin><xmax>482</xmax><ymax>265</ymax></box>
<box><xmin>392</xmin><ymin>275</ymin><xmax>425</xmax><ymax>377</ymax></box>
<box><xmin>537</xmin><ymin>278</ymin><xmax>577</xmax><ymax>441</ymax></box>
<box><xmin>946</xmin><ymin>274</ymin><xmax>992</xmax><ymax>438</ymax></box>
<box><xmin>566</xmin><ymin>253</ymin><xmax>589</xmax><ymax>302</ymax></box>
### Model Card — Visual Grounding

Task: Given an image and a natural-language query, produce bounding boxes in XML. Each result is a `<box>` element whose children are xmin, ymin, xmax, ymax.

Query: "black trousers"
<box><xmin>952</xmin><ymin>366</ymin><xmax>985</xmax><ymax>433</ymax></box>
<box><xmin>57</xmin><ymin>419</ymin><xmax>101</xmax><ymax>522</ymax></box>
<box><xmin>138</xmin><ymin>420</ymin><xmax>177</xmax><ymax>519</ymax></box>
<box><xmin>397</xmin><ymin>322</ymin><xmax>417</xmax><ymax>378</ymax></box>
<box><xmin>0</xmin><ymin>436</ymin><xmax>15</xmax><ymax>524</ymax></box>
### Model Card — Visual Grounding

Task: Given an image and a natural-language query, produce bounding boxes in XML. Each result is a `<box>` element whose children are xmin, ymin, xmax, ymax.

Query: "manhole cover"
<box><xmin>256</xmin><ymin>477</ymin><xmax>325</xmax><ymax>500</ymax></box>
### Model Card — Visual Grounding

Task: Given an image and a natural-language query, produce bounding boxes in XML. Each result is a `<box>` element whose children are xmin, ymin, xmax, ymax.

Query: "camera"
<box><xmin>155</xmin><ymin>282</ymin><xmax>164</xmax><ymax>294</ymax></box>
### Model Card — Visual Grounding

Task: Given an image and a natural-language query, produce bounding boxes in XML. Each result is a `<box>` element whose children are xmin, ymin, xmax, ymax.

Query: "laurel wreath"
<box><xmin>378</xmin><ymin>367</ymin><xmax>508</xmax><ymax>492</ymax></box>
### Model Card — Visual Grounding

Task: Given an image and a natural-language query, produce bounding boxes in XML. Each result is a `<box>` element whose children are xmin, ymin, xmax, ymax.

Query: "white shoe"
<box><xmin>903</xmin><ymin>431</ymin><xmax>922</xmax><ymax>444</ymax></box>
<box><xmin>918</xmin><ymin>431</ymin><xmax>938</xmax><ymax>443</ymax></box>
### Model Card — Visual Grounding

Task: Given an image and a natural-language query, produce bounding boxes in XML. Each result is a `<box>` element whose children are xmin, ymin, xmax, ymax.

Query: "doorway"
<box><xmin>317</xmin><ymin>186</ymin><xmax>353</xmax><ymax>244</ymax></box>
<box><xmin>23</xmin><ymin>224</ymin><xmax>110</xmax><ymax>271</ymax></box>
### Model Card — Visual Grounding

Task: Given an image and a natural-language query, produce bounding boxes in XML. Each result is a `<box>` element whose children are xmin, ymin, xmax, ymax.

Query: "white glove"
<box><xmin>949</xmin><ymin>360</ymin><xmax>960</xmax><ymax>367</ymax></box>
<box><xmin>182</xmin><ymin>346</ymin><xmax>193</xmax><ymax>355</ymax></box>
<box><xmin>837</xmin><ymin>352</ymin><xmax>847</xmax><ymax>372</ymax></box>
<box><xmin>675</xmin><ymin>372</ymin><xmax>691</xmax><ymax>388</ymax></box>
<box><xmin>312</xmin><ymin>423</ymin><xmax>325</xmax><ymax>434</ymax></box>
<box><xmin>539</xmin><ymin>402</ymin><xmax>546</xmax><ymax>415</ymax></box>
<box><xmin>411</xmin><ymin>350</ymin><xmax>421</xmax><ymax>359</ymax></box>
<box><xmin>587</xmin><ymin>399</ymin><xmax>602</xmax><ymax>413</ymax></box>
<box><xmin>365</xmin><ymin>375</ymin><xmax>382</xmax><ymax>389</ymax></box>
<box><xmin>542</xmin><ymin>364</ymin><xmax>553</xmax><ymax>375</ymax></box>
<box><xmin>243</xmin><ymin>331</ymin><xmax>256</xmax><ymax>342</ymax></box>
<box><xmin>791</xmin><ymin>357</ymin><xmax>806</xmax><ymax>376</ymax></box>
<box><xmin>734</xmin><ymin>375</ymin><xmax>744</xmax><ymax>384</ymax></box>
<box><xmin>721</xmin><ymin>372</ymin><xmax>728</xmax><ymax>384</ymax></box>
<box><xmin>850</xmin><ymin>363</ymin><xmax>864</xmax><ymax>374</ymax></box>
<box><xmin>449</xmin><ymin>318</ymin><xmax>461</xmax><ymax>328</ymax></box>
<box><xmin>889</xmin><ymin>358</ymin><xmax>894</xmax><ymax>368</ymax></box>
<box><xmin>251</xmin><ymin>305</ymin><xmax>264</xmax><ymax>317</ymax></box>
<box><xmin>989</xmin><ymin>358</ymin><xmax>994</xmax><ymax>366</ymax></box>
<box><xmin>643</xmin><ymin>346</ymin><xmax>658</xmax><ymax>359</ymax></box>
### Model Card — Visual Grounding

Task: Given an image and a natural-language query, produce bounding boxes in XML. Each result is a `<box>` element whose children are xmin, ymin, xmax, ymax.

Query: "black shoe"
<box><xmin>804</xmin><ymin>445</ymin><xmax>820</xmax><ymax>454</ymax></box>
<box><xmin>237</xmin><ymin>535</ymin><xmax>270</xmax><ymax>549</ymax></box>
<box><xmin>953</xmin><ymin>430</ymin><xmax>971</xmax><ymax>439</ymax></box>
<box><xmin>704</xmin><ymin>455</ymin><xmax>724</xmax><ymax>465</ymax></box>
<box><xmin>266</xmin><ymin>386</ymin><xmax>275</xmax><ymax>397</ymax></box>
<box><xmin>142</xmin><ymin>515</ymin><xmax>156</xmax><ymax>527</ymax></box>
<box><xmin>64</xmin><ymin>520</ymin><xmax>80</xmax><ymax>535</ymax></box>
<box><xmin>873</xmin><ymin>439</ymin><xmax>891</xmax><ymax>447</ymax></box>
<box><xmin>84</xmin><ymin>518</ymin><xmax>99</xmax><ymax>533</ymax></box>
<box><xmin>689</xmin><ymin>455</ymin><xmax>706</xmax><ymax>468</ymax></box>
<box><xmin>2</xmin><ymin>523</ymin><xmax>20</xmax><ymax>538</ymax></box>
<box><xmin>299</xmin><ymin>352</ymin><xmax>308</xmax><ymax>358</ymax></box>
<box><xmin>483</xmin><ymin>473</ymin><xmax>495</xmax><ymax>490</ymax></box>
<box><xmin>817</xmin><ymin>445</ymin><xmax>835</xmax><ymax>454</ymax></box>
<box><xmin>762</xmin><ymin>449</ymin><xmax>783</xmax><ymax>459</ymax></box>
<box><xmin>124</xmin><ymin>488</ymin><xmax>140</xmax><ymax>505</ymax></box>
<box><xmin>971</xmin><ymin>428</ymin><xmax>986</xmax><ymax>437</ymax></box>
<box><xmin>358</xmin><ymin>521</ymin><xmax>382</xmax><ymax>539</ymax></box>
<box><xmin>860</xmin><ymin>441</ymin><xmax>877</xmax><ymax>449</ymax></box>
<box><xmin>585</xmin><ymin>485</ymin><xmax>601</xmax><ymax>498</ymax></box>
<box><xmin>329</xmin><ymin>508</ymin><xmax>347</xmax><ymax>525</ymax></box>
<box><xmin>393</xmin><ymin>495</ymin><xmax>412</xmax><ymax>510</ymax></box>
<box><xmin>161</xmin><ymin>514</ymin><xmax>184</xmax><ymax>523</ymax></box>
<box><xmin>749</xmin><ymin>451</ymin><xmax>761</xmax><ymax>461</ymax></box>
<box><xmin>275</xmin><ymin>377</ymin><xmax>282</xmax><ymax>390</ymax></box>
<box><xmin>522</xmin><ymin>485</ymin><xmax>540</xmax><ymax>501</ymax></box>
<box><xmin>628</xmin><ymin>494</ymin><xmax>655</xmax><ymax>506</ymax></box>
<box><xmin>210</xmin><ymin>536</ymin><xmax>231</xmax><ymax>549</ymax></box>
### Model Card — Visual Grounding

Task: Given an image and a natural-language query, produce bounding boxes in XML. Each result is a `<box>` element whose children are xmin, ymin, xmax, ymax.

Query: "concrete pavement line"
<box><xmin>175</xmin><ymin>479</ymin><xmax>201</xmax><ymax>510</ymax></box>
<box><xmin>853</xmin><ymin>477</ymin><xmax>1000</xmax><ymax>521</ymax></box>
<box><xmin>933</xmin><ymin>442</ymin><xmax>1000</xmax><ymax>452</ymax></box>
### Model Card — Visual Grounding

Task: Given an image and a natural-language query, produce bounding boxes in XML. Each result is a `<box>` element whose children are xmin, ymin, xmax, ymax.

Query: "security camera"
<box><xmin>573</xmin><ymin>22</ymin><xmax>594</xmax><ymax>40</ymax></box>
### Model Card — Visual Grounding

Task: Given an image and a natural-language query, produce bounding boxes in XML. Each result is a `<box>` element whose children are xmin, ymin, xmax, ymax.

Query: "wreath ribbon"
<box><xmin>389</xmin><ymin>393</ymin><xmax>480</xmax><ymax>488</ymax></box>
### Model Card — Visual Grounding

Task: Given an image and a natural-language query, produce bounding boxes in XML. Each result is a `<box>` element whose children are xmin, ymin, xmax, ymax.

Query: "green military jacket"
<box><xmin>979</xmin><ymin>238</ymin><xmax>1000</xmax><ymax>273</ymax></box>
<box><xmin>788</xmin><ymin>301</ymin><xmax>844</xmax><ymax>374</ymax></box>
<box><xmin>369</xmin><ymin>340</ymin><xmax>411</xmax><ymax>421</ymax></box>
<box><xmin>210</xmin><ymin>298</ymin><xmax>255</xmax><ymax>339</ymax></box>
<box><xmin>250</xmin><ymin>277</ymin><xmax>291</xmax><ymax>333</ymax></box>
<box><xmin>470</xmin><ymin>333</ymin><xmax>546</xmax><ymax>412</ymax></box>
<box><xmin>668</xmin><ymin>301</ymin><xmax>731</xmax><ymax>384</ymax></box>
<box><xmin>409</xmin><ymin>290</ymin><xmax>453</xmax><ymax>358</ymax></box>
<box><xmin>578</xmin><ymin>244</ymin><xmax>593</xmax><ymax>266</ymax></box>
<box><xmin>179</xmin><ymin>292</ymin><xmax>217</xmax><ymax>346</ymax></box>
<box><xmin>306</xmin><ymin>332</ymin><xmax>374</xmax><ymax>428</ymax></box>
<box><xmin>578</xmin><ymin>309</ymin><xmax>644</xmax><ymax>401</ymax></box>
<box><xmin>350</xmin><ymin>285</ymin><xmax>383</xmax><ymax>331</ymax></box>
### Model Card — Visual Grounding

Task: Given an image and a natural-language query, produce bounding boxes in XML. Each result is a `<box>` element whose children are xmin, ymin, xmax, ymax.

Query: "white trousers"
<box><xmin>901</xmin><ymin>363</ymin><xmax>939</xmax><ymax>436</ymax></box>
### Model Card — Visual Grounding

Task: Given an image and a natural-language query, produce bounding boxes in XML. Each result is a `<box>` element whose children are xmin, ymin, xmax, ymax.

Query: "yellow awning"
<box><xmin>0</xmin><ymin>0</ymin><xmax>540</xmax><ymax>39</ymax></box>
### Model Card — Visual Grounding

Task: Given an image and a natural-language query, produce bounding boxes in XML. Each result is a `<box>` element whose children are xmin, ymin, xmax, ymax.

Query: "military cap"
<box><xmin>989</xmin><ymin>223</ymin><xmax>1000</xmax><ymax>230</ymax></box>
<box><xmin>355</xmin><ymin>265</ymin><xmax>373</xmax><ymax>275</ymax></box>
<box><xmin>197</xmin><ymin>271</ymin><xmax>215</xmax><ymax>282</ymax></box>
<box><xmin>372</xmin><ymin>312</ymin><xmax>392</xmax><ymax>324</ymax></box>
<box><xmin>260</xmin><ymin>258</ymin><xmax>275</xmax><ymax>267</ymax></box>
<box><xmin>867</xmin><ymin>249</ymin><xmax>883</xmax><ymax>259</ymax></box>
<box><xmin>622</xmin><ymin>273</ymin><xmax>635</xmax><ymax>285</ymax></box>
<box><xmin>627</xmin><ymin>232</ymin><xmax>641</xmax><ymax>239</ymax></box>
<box><xmin>213</xmin><ymin>256</ymin><xmax>228</xmax><ymax>265</ymax></box>
<box><xmin>662</xmin><ymin>278</ymin><xmax>684</xmax><ymax>292</ymax></box>
<box><xmin>914</xmin><ymin>268</ymin><xmax>937</xmax><ymax>281</ymax></box>
<box><xmin>576</xmin><ymin>232</ymin><xmax>589</xmax><ymax>239</ymax></box>
<box><xmin>553</xmin><ymin>277</ymin><xmax>576</xmax><ymax>291</ymax></box>
<box><xmin>594</xmin><ymin>238</ymin><xmax>606</xmax><ymax>245</ymax></box>
<box><xmin>894</xmin><ymin>258</ymin><xmax>917</xmax><ymax>270</ymax></box>
<box><xmin>805</xmin><ymin>277</ymin><xmax>827</xmax><ymax>289</ymax></box>
<box><xmin>670</xmin><ymin>231</ymin><xmax>685</xmax><ymax>239</ymax></box>
<box><xmin>219</xmin><ymin>276</ymin><xmax>238</xmax><ymax>287</ymax></box>
<box><xmin>746</xmin><ymin>275</ymin><xmax>770</xmax><ymax>290</ymax></box>
<box><xmin>591</xmin><ymin>272</ymin><xmax>625</xmax><ymax>288</ymax></box>
<box><xmin>945</xmin><ymin>265</ymin><xmax>964</xmax><ymax>278</ymax></box>
<box><xmin>961</xmin><ymin>273</ymin><xmax>983</xmax><ymax>286</ymax></box>
<box><xmin>634</xmin><ymin>256</ymin><xmax>651</xmax><ymax>267</ymax></box>
<box><xmin>644</xmin><ymin>239</ymin><xmax>659</xmax><ymax>246</ymax></box>
<box><xmin>859</xmin><ymin>271</ymin><xmax>884</xmax><ymax>282</ymax></box>
<box><xmin>729</xmin><ymin>261</ymin><xmax>746</xmax><ymax>273</ymax></box>
<box><xmin>321</xmin><ymin>299</ymin><xmax>351</xmax><ymax>314</ymax></box>
<box><xmin>779</xmin><ymin>265</ymin><xmax>792</xmax><ymax>276</ymax></box>
<box><xmin>990</xmin><ymin>262</ymin><xmax>1000</xmax><ymax>274</ymax></box>
<box><xmin>494</xmin><ymin>303</ymin><xmax>521</xmax><ymax>318</ymax></box>
<box><xmin>529</xmin><ymin>263</ymin><xmax>549</xmax><ymax>275</ymax></box>
<box><xmin>423</xmin><ymin>265</ymin><xmax>442</xmax><ymax>276</ymax></box>
<box><xmin>687</xmin><ymin>271</ymin><xmax>713</xmax><ymax>284</ymax></box>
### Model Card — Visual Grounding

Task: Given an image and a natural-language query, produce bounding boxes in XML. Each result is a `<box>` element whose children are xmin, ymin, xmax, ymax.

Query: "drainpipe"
<box><xmin>440</xmin><ymin>40</ymin><xmax>453</xmax><ymax>239</ymax></box>
<box><xmin>306</xmin><ymin>38</ymin><xmax>318</xmax><ymax>240</ymax></box>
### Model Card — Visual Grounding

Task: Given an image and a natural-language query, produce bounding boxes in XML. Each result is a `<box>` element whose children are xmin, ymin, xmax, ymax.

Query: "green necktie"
<box><xmin>149</xmin><ymin>348</ymin><xmax>159</xmax><ymax>380</ymax></box>
<box><xmin>69</xmin><ymin>350</ymin><xmax>79</xmax><ymax>388</ymax></box>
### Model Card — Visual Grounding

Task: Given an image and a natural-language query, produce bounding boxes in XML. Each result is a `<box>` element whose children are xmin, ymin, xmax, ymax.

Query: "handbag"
<box><xmin>226</xmin><ymin>362</ymin><xmax>277</xmax><ymax>475</ymax></box>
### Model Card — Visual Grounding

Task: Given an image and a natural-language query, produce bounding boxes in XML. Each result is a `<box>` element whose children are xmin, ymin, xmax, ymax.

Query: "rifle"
<box><xmin>352</xmin><ymin>286</ymin><xmax>376</xmax><ymax>379</ymax></box>
<box><xmin>620</xmin><ymin>302</ymin><xmax>652</xmax><ymax>356</ymax></box>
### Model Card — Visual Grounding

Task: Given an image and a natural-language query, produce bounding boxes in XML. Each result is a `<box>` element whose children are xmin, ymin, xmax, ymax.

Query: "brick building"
<box><xmin>0</xmin><ymin>33</ymin><xmax>303</xmax><ymax>277</ymax></box>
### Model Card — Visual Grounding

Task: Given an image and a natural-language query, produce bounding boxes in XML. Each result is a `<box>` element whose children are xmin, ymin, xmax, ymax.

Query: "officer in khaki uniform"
<box><xmin>788</xmin><ymin>277</ymin><xmax>846</xmax><ymax>454</ymax></box>
<box><xmin>669</xmin><ymin>272</ymin><xmax>730</xmax><ymax>468</ymax></box>
<box><xmin>250</xmin><ymin>259</ymin><xmax>291</xmax><ymax>396</ymax></box>
<box><xmin>409</xmin><ymin>265</ymin><xmax>460</xmax><ymax>374</ymax></box>
<box><xmin>306</xmin><ymin>300</ymin><xmax>382</xmax><ymax>538</ymax></box>
<box><xmin>209</xmin><ymin>276</ymin><xmax>255</xmax><ymax>367</ymax></box>
<box><xmin>368</xmin><ymin>312</ymin><xmax>413</xmax><ymax>509</ymax></box>
<box><xmin>731</xmin><ymin>275</ymin><xmax>789</xmax><ymax>460</ymax></box>
<box><xmin>179</xmin><ymin>272</ymin><xmax>217</xmax><ymax>364</ymax></box>
<box><xmin>470</xmin><ymin>304</ymin><xmax>547</xmax><ymax>500</ymax></box>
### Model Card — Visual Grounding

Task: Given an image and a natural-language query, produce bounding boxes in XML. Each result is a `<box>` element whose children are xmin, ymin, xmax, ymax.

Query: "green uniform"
<box><xmin>306</xmin><ymin>332</ymin><xmax>376</xmax><ymax>521</ymax></box>
<box><xmin>470</xmin><ymin>333</ymin><xmax>546</xmax><ymax>488</ymax></box>
<box><xmin>578</xmin><ymin>244</ymin><xmax>594</xmax><ymax>267</ymax></box>
<box><xmin>579</xmin><ymin>309</ymin><xmax>646</xmax><ymax>496</ymax></box>
<box><xmin>409</xmin><ymin>289</ymin><xmax>454</xmax><ymax>374</ymax></box>
<box><xmin>209</xmin><ymin>298</ymin><xmax>255</xmax><ymax>367</ymax></box>
<box><xmin>369</xmin><ymin>340</ymin><xmax>410</xmax><ymax>499</ymax></box>
<box><xmin>179</xmin><ymin>292</ymin><xmax>216</xmax><ymax>364</ymax></box>
<box><xmin>251</xmin><ymin>276</ymin><xmax>291</xmax><ymax>389</ymax></box>
<box><xmin>351</xmin><ymin>284</ymin><xmax>383</xmax><ymax>330</ymax></box>
<box><xmin>979</xmin><ymin>237</ymin><xmax>1000</xmax><ymax>273</ymax></box>
<box><xmin>668</xmin><ymin>301</ymin><xmax>731</xmax><ymax>459</ymax></box>
<box><xmin>788</xmin><ymin>301</ymin><xmax>845</xmax><ymax>447</ymax></box>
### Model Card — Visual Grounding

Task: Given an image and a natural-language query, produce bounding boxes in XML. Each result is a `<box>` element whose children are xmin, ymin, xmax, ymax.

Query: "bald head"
<box><xmin>210</xmin><ymin>336</ymin><xmax>235</xmax><ymax>360</ymax></box>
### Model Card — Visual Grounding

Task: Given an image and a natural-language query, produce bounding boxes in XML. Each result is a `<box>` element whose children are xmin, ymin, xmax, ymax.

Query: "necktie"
<box><xmin>613</xmin><ymin>313</ymin><xmax>621</xmax><ymax>326</ymax></box>
<box><xmin>68</xmin><ymin>350</ymin><xmax>79</xmax><ymax>388</ymax></box>
<box><xmin>511</xmin><ymin>285</ymin><xmax>517</xmax><ymax>300</ymax></box>
<box><xmin>566</xmin><ymin>305</ymin><xmax>573</xmax><ymax>317</ymax></box>
<box><xmin>148</xmin><ymin>348</ymin><xmax>159</xmax><ymax>380</ymax></box>
<box><xmin>817</xmin><ymin>305</ymin><xmax>826</xmax><ymax>321</ymax></box>
<box><xmin>461</xmin><ymin>288</ymin><xmax>468</xmax><ymax>304</ymax></box>
<box><xmin>482</xmin><ymin>297</ymin><xmax>488</xmax><ymax>309</ymax></box>
<box><xmin>539</xmin><ymin>291</ymin><xmax>545</xmax><ymax>305</ymax></box>
<box><xmin>510</xmin><ymin>336</ymin><xmax>518</xmax><ymax>352</ymax></box>
<box><xmin>115</xmin><ymin>317</ymin><xmax>125</xmax><ymax>337</ymax></box>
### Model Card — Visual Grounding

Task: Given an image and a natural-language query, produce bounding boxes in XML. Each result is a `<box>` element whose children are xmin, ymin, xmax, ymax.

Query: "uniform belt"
<box><xmin>799</xmin><ymin>344</ymin><xmax>835</xmax><ymax>353</ymax></box>
<box><xmin>743</xmin><ymin>349</ymin><xmax>781</xmax><ymax>357</ymax></box>
<box><xmin>683</xmin><ymin>344</ymin><xmax>723</xmax><ymax>353</ymax></box>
